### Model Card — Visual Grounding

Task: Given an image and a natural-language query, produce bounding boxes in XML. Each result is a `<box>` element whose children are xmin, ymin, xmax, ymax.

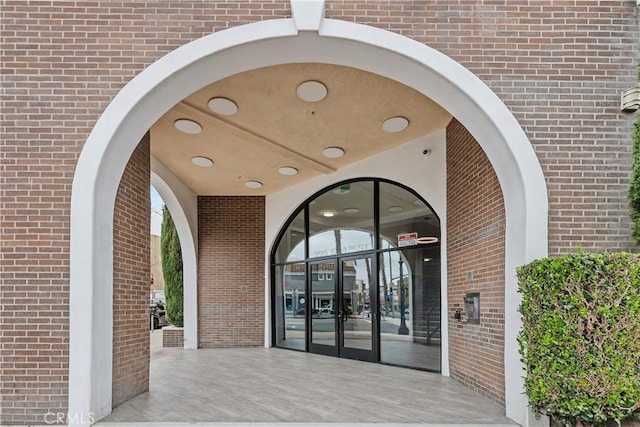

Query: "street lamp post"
<box><xmin>398</xmin><ymin>259</ymin><xmax>409</xmax><ymax>335</ymax></box>
<box><xmin>292</xmin><ymin>288</ymin><xmax>298</xmax><ymax>316</ymax></box>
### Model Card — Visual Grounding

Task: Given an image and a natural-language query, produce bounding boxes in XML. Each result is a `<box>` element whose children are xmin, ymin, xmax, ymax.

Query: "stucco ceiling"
<box><xmin>150</xmin><ymin>63</ymin><xmax>452</xmax><ymax>195</ymax></box>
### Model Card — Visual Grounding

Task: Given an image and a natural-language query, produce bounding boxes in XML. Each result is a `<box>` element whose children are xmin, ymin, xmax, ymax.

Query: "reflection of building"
<box><xmin>282</xmin><ymin>263</ymin><xmax>356</xmax><ymax>314</ymax></box>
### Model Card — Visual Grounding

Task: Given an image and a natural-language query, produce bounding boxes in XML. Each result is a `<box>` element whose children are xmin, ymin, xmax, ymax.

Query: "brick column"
<box><xmin>112</xmin><ymin>135</ymin><xmax>151</xmax><ymax>407</ymax></box>
<box><xmin>446</xmin><ymin>119</ymin><xmax>506</xmax><ymax>406</ymax></box>
<box><xmin>198</xmin><ymin>196</ymin><xmax>265</xmax><ymax>347</ymax></box>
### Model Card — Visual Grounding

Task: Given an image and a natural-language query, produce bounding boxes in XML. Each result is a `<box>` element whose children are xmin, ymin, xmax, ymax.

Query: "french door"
<box><xmin>308</xmin><ymin>255</ymin><xmax>377</xmax><ymax>362</ymax></box>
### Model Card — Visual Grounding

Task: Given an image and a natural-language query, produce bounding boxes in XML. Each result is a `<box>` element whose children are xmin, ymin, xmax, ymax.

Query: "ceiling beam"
<box><xmin>179</xmin><ymin>101</ymin><xmax>336</xmax><ymax>175</ymax></box>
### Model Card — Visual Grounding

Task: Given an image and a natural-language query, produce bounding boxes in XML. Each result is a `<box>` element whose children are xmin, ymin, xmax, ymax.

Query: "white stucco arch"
<box><xmin>150</xmin><ymin>156</ymin><xmax>199</xmax><ymax>350</ymax></box>
<box><xmin>68</xmin><ymin>2</ymin><xmax>548</xmax><ymax>426</ymax></box>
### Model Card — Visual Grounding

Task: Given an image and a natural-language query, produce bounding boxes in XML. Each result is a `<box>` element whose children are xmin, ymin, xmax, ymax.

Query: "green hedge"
<box><xmin>517</xmin><ymin>252</ymin><xmax>640</xmax><ymax>426</ymax></box>
<box><xmin>161</xmin><ymin>206</ymin><xmax>184</xmax><ymax>327</ymax></box>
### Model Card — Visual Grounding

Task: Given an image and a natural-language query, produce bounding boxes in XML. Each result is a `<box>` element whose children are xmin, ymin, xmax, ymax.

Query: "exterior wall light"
<box><xmin>621</xmin><ymin>87</ymin><xmax>640</xmax><ymax>112</ymax></box>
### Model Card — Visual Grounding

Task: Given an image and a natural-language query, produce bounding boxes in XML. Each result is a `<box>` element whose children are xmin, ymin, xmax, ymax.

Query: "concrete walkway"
<box><xmin>97</xmin><ymin>331</ymin><xmax>517</xmax><ymax>427</ymax></box>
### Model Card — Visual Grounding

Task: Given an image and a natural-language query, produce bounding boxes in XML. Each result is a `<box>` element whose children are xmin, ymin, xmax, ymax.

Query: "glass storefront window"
<box><xmin>274</xmin><ymin>209</ymin><xmax>305</xmax><ymax>263</ymax></box>
<box><xmin>378</xmin><ymin>246</ymin><xmax>440</xmax><ymax>371</ymax></box>
<box><xmin>274</xmin><ymin>263</ymin><xmax>306</xmax><ymax>350</ymax></box>
<box><xmin>309</xmin><ymin>181</ymin><xmax>374</xmax><ymax>257</ymax></box>
<box><xmin>379</xmin><ymin>182</ymin><xmax>439</xmax><ymax>250</ymax></box>
<box><xmin>272</xmin><ymin>179</ymin><xmax>441</xmax><ymax>372</ymax></box>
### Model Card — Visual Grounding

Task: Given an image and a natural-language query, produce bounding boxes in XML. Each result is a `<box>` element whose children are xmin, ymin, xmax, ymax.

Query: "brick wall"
<box><xmin>162</xmin><ymin>327</ymin><xmax>184</xmax><ymax>348</ymax></box>
<box><xmin>325</xmin><ymin>1</ymin><xmax>640</xmax><ymax>254</ymax></box>
<box><xmin>0</xmin><ymin>2</ymin><xmax>286</xmax><ymax>423</ymax></box>
<box><xmin>446</xmin><ymin>118</ymin><xmax>506</xmax><ymax>406</ymax></box>
<box><xmin>198</xmin><ymin>196</ymin><xmax>265</xmax><ymax>347</ymax></box>
<box><xmin>111</xmin><ymin>135</ymin><xmax>151</xmax><ymax>408</ymax></box>
<box><xmin>1</xmin><ymin>1</ymin><xmax>638</xmax><ymax>423</ymax></box>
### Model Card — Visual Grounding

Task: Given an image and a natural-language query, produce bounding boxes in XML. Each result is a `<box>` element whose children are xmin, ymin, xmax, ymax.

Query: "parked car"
<box><xmin>151</xmin><ymin>290</ymin><xmax>165</xmax><ymax>302</ymax></box>
<box><xmin>150</xmin><ymin>300</ymin><xmax>168</xmax><ymax>329</ymax></box>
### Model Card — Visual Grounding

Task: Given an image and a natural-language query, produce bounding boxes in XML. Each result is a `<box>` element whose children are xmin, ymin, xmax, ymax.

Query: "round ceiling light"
<box><xmin>296</xmin><ymin>80</ymin><xmax>328</xmax><ymax>102</ymax></box>
<box><xmin>382</xmin><ymin>116</ymin><xmax>409</xmax><ymax>133</ymax></box>
<box><xmin>416</xmin><ymin>236</ymin><xmax>439</xmax><ymax>244</ymax></box>
<box><xmin>208</xmin><ymin>97</ymin><xmax>238</xmax><ymax>116</ymax></box>
<box><xmin>191</xmin><ymin>156</ymin><xmax>213</xmax><ymax>167</ymax></box>
<box><xmin>343</xmin><ymin>207</ymin><xmax>360</xmax><ymax>214</ymax></box>
<box><xmin>244</xmin><ymin>180</ymin><xmax>263</xmax><ymax>189</ymax></box>
<box><xmin>321</xmin><ymin>210</ymin><xmax>336</xmax><ymax>218</ymax></box>
<box><xmin>278</xmin><ymin>166</ymin><xmax>298</xmax><ymax>176</ymax></box>
<box><xmin>388</xmin><ymin>206</ymin><xmax>403</xmax><ymax>213</ymax></box>
<box><xmin>174</xmin><ymin>119</ymin><xmax>202</xmax><ymax>134</ymax></box>
<box><xmin>322</xmin><ymin>147</ymin><xmax>344</xmax><ymax>159</ymax></box>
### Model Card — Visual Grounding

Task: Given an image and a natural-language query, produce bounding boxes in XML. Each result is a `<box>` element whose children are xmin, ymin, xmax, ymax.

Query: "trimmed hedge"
<box><xmin>161</xmin><ymin>206</ymin><xmax>184</xmax><ymax>327</ymax></box>
<box><xmin>517</xmin><ymin>252</ymin><xmax>640</xmax><ymax>426</ymax></box>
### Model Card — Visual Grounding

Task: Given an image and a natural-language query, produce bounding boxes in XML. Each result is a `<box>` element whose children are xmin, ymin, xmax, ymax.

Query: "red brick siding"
<box><xmin>325</xmin><ymin>1</ymin><xmax>640</xmax><ymax>254</ymax></box>
<box><xmin>447</xmin><ymin>118</ymin><xmax>506</xmax><ymax>406</ymax></box>
<box><xmin>198</xmin><ymin>196</ymin><xmax>265</xmax><ymax>347</ymax></box>
<box><xmin>162</xmin><ymin>328</ymin><xmax>184</xmax><ymax>348</ymax></box>
<box><xmin>112</xmin><ymin>135</ymin><xmax>151</xmax><ymax>407</ymax></box>
<box><xmin>0</xmin><ymin>2</ymin><xmax>286</xmax><ymax>423</ymax></box>
<box><xmin>0</xmin><ymin>1</ymin><xmax>638</xmax><ymax>423</ymax></box>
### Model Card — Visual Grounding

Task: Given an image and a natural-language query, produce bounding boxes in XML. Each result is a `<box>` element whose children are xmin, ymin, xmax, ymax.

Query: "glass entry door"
<box><xmin>309</xmin><ymin>256</ymin><xmax>377</xmax><ymax>362</ymax></box>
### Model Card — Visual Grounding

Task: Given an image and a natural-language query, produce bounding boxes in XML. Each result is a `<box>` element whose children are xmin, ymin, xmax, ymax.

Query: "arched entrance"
<box><xmin>271</xmin><ymin>178</ymin><xmax>442</xmax><ymax>371</ymax></box>
<box><xmin>68</xmin><ymin>1</ymin><xmax>548</xmax><ymax>425</ymax></box>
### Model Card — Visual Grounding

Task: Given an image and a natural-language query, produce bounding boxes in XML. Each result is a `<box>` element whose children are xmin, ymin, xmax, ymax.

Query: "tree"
<box><xmin>630</xmin><ymin>63</ymin><xmax>640</xmax><ymax>245</ymax></box>
<box><xmin>161</xmin><ymin>206</ymin><xmax>183</xmax><ymax>327</ymax></box>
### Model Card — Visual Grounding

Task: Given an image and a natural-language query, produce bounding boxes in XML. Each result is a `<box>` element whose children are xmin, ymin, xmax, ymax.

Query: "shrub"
<box><xmin>517</xmin><ymin>252</ymin><xmax>640</xmax><ymax>426</ymax></box>
<box><xmin>161</xmin><ymin>206</ymin><xmax>183</xmax><ymax>327</ymax></box>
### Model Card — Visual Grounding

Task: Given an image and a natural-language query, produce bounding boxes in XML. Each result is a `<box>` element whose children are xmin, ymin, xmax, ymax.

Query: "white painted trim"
<box><xmin>69</xmin><ymin>7</ymin><xmax>548</xmax><ymax>427</ymax></box>
<box><xmin>291</xmin><ymin>0</ymin><xmax>325</xmax><ymax>31</ymax></box>
<box><xmin>150</xmin><ymin>156</ymin><xmax>198</xmax><ymax>349</ymax></box>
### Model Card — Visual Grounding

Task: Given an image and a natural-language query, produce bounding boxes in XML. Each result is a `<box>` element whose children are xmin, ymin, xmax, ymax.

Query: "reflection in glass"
<box><xmin>274</xmin><ymin>210</ymin><xmax>305</xmax><ymax>263</ymax></box>
<box><xmin>342</xmin><ymin>257</ymin><xmax>373</xmax><ymax>351</ymax></box>
<box><xmin>311</xmin><ymin>262</ymin><xmax>336</xmax><ymax>346</ymax></box>
<box><xmin>309</xmin><ymin>181</ymin><xmax>374</xmax><ymax>257</ymax></box>
<box><xmin>272</xmin><ymin>179</ymin><xmax>441</xmax><ymax>371</ymax></box>
<box><xmin>378</xmin><ymin>246</ymin><xmax>441</xmax><ymax>371</ymax></box>
<box><xmin>274</xmin><ymin>263</ymin><xmax>305</xmax><ymax>350</ymax></box>
<box><xmin>379</xmin><ymin>182</ymin><xmax>439</xmax><ymax>250</ymax></box>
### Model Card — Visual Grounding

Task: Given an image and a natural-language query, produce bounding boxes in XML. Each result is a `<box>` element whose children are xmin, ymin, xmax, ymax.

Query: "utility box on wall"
<box><xmin>464</xmin><ymin>292</ymin><xmax>480</xmax><ymax>324</ymax></box>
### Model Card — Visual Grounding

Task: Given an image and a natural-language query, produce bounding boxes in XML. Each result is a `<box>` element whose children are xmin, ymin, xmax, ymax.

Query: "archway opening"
<box><xmin>69</xmin><ymin>6</ymin><xmax>547</xmax><ymax>426</ymax></box>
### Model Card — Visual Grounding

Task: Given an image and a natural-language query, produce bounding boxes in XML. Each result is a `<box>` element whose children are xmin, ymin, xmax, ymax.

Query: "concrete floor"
<box><xmin>97</xmin><ymin>330</ymin><xmax>517</xmax><ymax>427</ymax></box>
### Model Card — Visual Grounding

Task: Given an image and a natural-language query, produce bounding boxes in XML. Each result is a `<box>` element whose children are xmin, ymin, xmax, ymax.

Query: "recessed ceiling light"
<box><xmin>388</xmin><ymin>206</ymin><xmax>403</xmax><ymax>213</ymax></box>
<box><xmin>191</xmin><ymin>156</ymin><xmax>213</xmax><ymax>167</ymax></box>
<box><xmin>174</xmin><ymin>119</ymin><xmax>202</xmax><ymax>134</ymax></box>
<box><xmin>343</xmin><ymin>207</ymin><xmax>360</xmax><ymax>214</ymax></box>
<box><xmin>423</xmin><ymin>258</ymin><xmax>432</xmax><ymax>262</ymax></box>
<box><xmin>322</xmin><ymin>147</ymin><xmax>344</xmax><ymax>158</ymax></box>
<box><xmin>278</xmin><ymin>166</ymin><xmax>298</xmax><ymax>176</ymax></box>
<box><xmin>244</xmin><ymin>180</ymin><xmax>263</xmax><ymax>189</ymax></box>
<box><xmin>296</xmin><ymin>80</ymin><xmax>327</xmax><ymax>102</ymax></box>
<box><xmin>382</xmin><ymin>116</ymin><xmax>409</xmax><ymax>133</ymax></box>
<box><xmin>321</xmin><ymin>210</ymin><xmax>335</xmax><ymax>218</ymax></box>
<box><xmin>416</xmin><ymin>236</ymin><xmax>439</xmax><ymax>244</ymax></box>
<box><xmin>208</xmin><ymin>97</ymin><xmax>238</xmax><ymax>116</ymax></box>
